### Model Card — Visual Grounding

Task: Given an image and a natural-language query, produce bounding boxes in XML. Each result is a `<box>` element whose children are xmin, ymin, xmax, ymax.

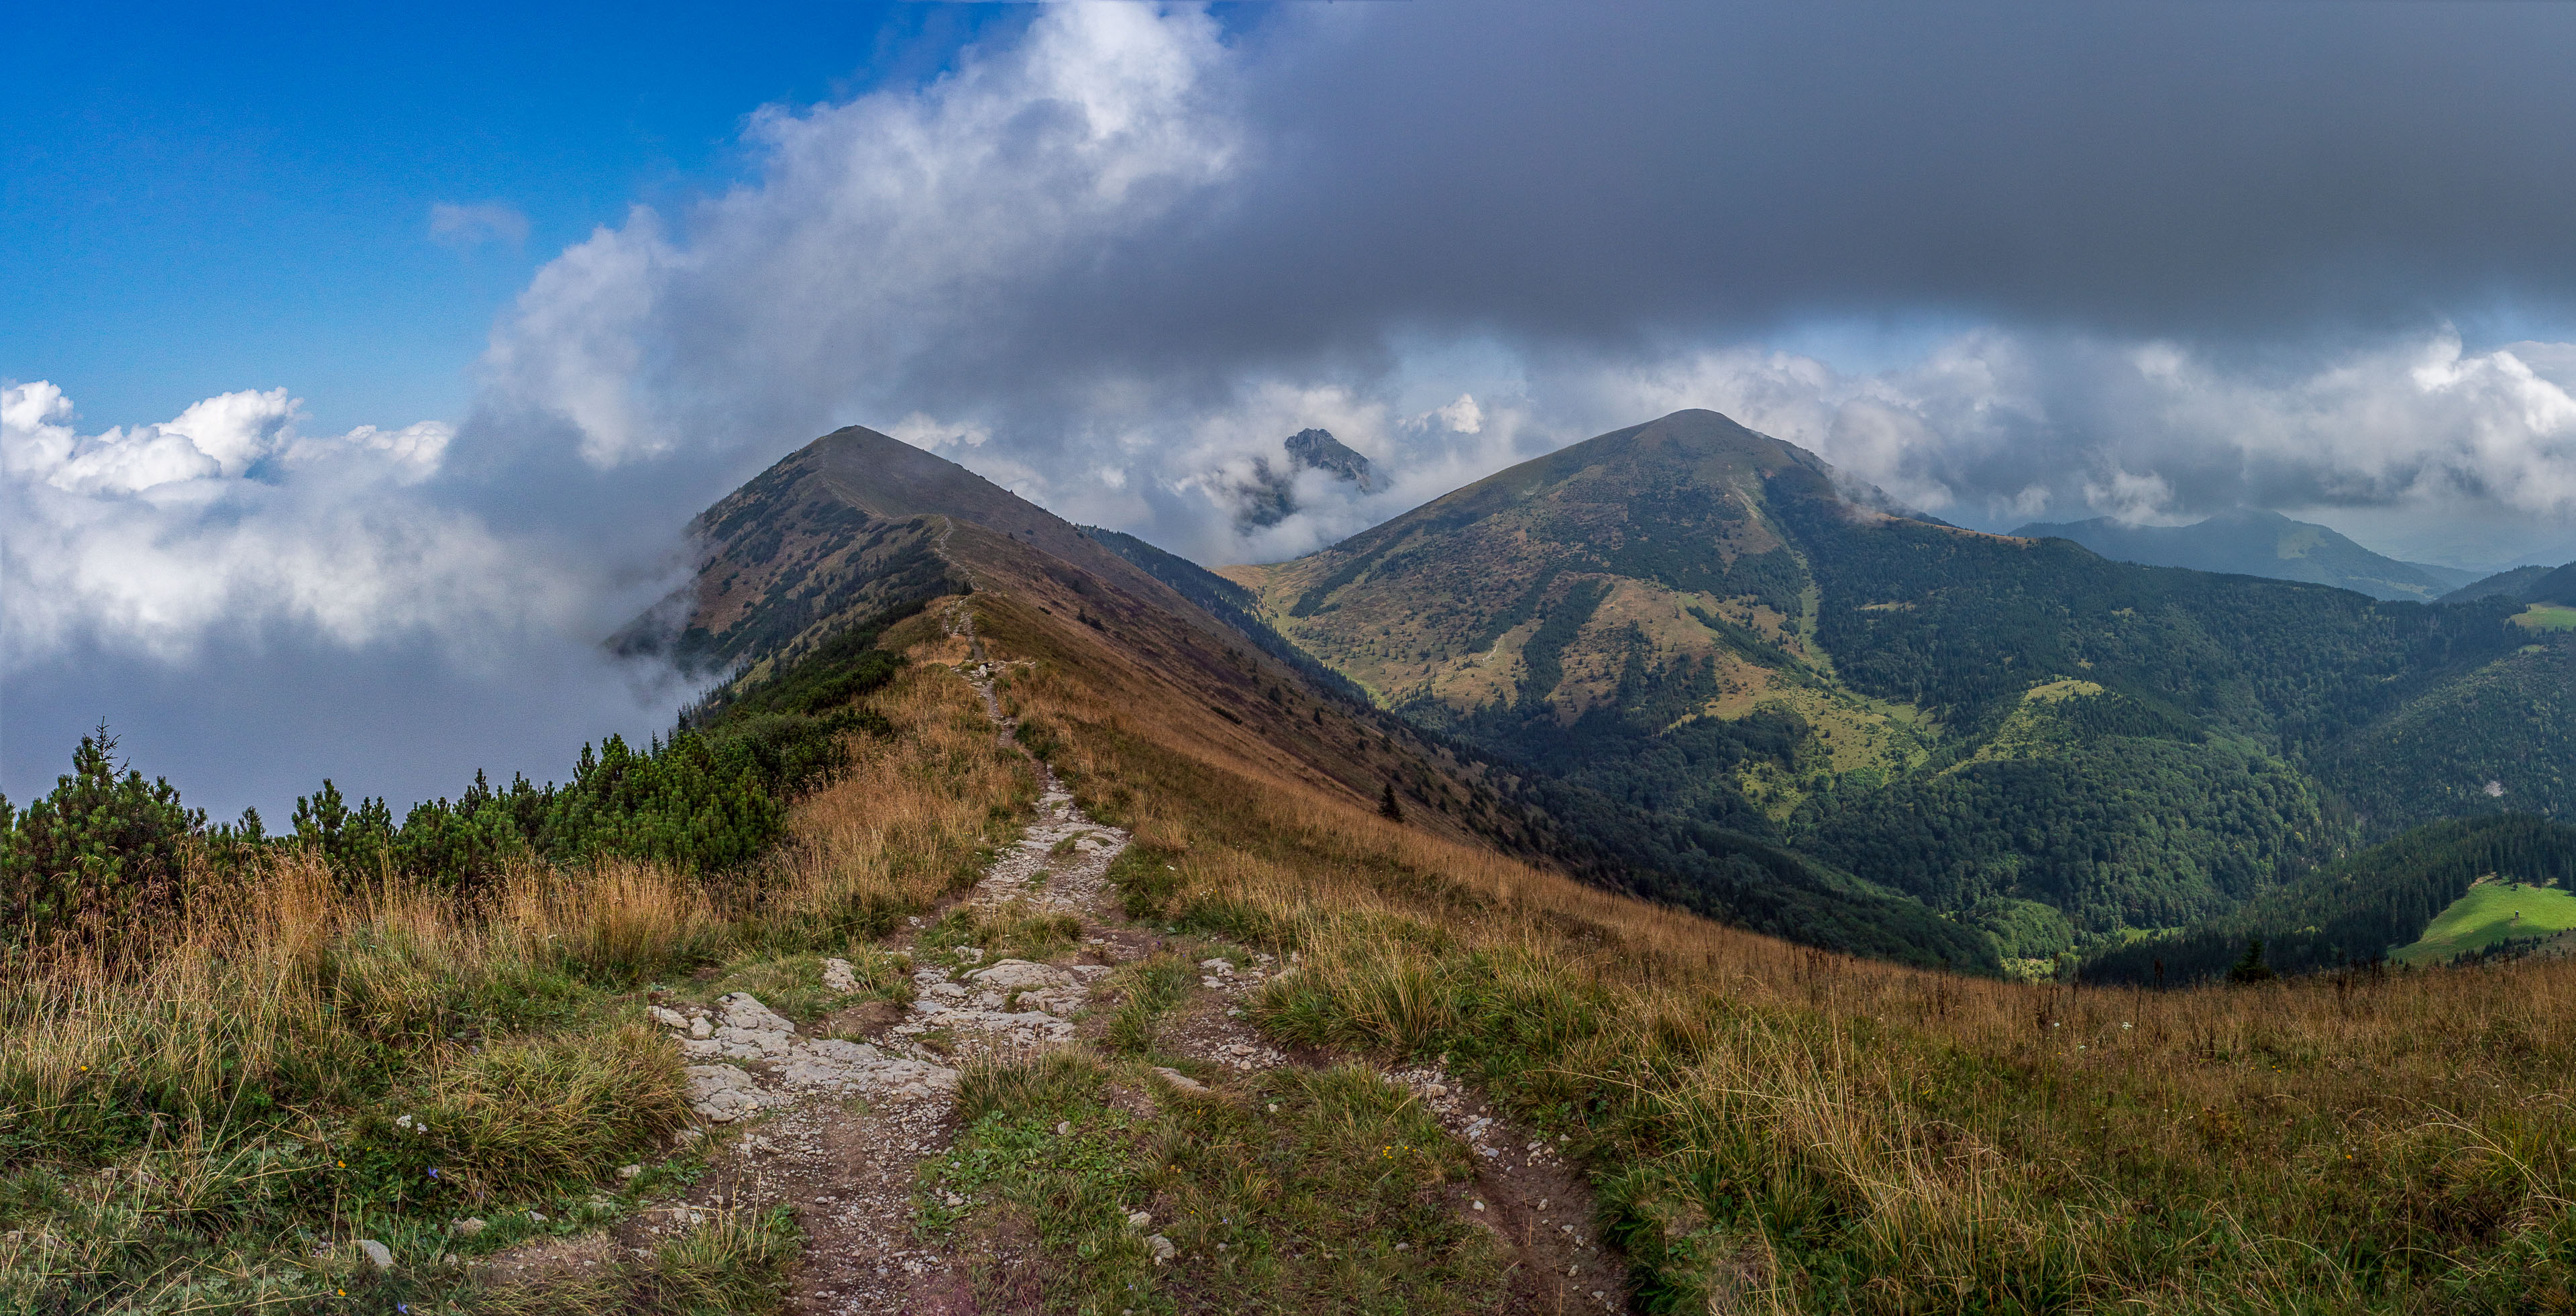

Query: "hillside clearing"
<box><xmin>2390</xmin><ymin>876</ymin><xmax>2576</xmax><ymax>964</ymax></box>
<box><xmin>2514</xmin><ymin>603</ymin><xmax>2576</xmax><ymax>631</ymax></box>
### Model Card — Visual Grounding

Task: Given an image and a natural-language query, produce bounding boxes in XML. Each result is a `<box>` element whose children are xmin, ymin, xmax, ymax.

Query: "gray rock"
<box><xmin>1146</xmin><ymin>1233</ymin><xmax>1177</xmax><ymax>1264</ymax></box>
<box><xmin>451</xmin><ymin>1217</ymin><xmax>486</xmax><ymax>1237</ymax></box>
<box><xmin>822</xmin><ymin>957</ymin><xmax>862</xmax><ymax>993</ymax></box>
<box><xmin>354</xmin><ymin>1238</ymin><xmax>393</xmax><ymax>1271</ymax></box>
<box><xmin>716</xmin><ymin>993</ymin><xmax>795</xmax><ymax>1035</ymax></box>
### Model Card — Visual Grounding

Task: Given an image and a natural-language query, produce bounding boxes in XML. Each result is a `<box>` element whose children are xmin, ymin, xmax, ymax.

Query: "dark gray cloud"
<box><xmin>17</xmin><ymin>2</ymin><xmax>2576</xmax><ymax>807</ymax></box>
<box><xmin>1195</xmin><ymin>2</ymin><xmax>2576</xmax><ymax>346</ymax></box>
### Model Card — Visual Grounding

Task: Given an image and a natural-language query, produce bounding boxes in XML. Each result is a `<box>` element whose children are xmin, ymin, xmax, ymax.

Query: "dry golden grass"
<box><xmin>1</xmin><ymin>653</ymin><xmax>1018</xmax><ymax>1110</ymax></box>
<box><xmin>960</xmin><ymin>591</ymin><xmax>2576</xmax><ymax>1314</ymax></box>
<box><xmin>0</xmin><ymin>651</ymin><xmax>1029</xmax><ymax>1311</ymax></box>
<box><xmin>745</xmin><ymin>643</ymin><xmax>1034</xmax><ymax>945</ymax></box>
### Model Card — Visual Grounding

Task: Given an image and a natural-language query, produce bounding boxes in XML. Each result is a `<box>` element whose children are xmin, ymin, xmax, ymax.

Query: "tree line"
<box><xmin>0</xmin><ymin>614</ymin><xmax>911</xmax><ymax>954</ymax></box>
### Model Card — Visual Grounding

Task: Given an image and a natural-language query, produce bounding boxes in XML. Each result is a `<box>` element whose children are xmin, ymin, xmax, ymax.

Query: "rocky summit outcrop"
<box><xmin>1234</xmin><ymin>427</ymin><xmax>1385</xmax><ymax>528</ymax></box>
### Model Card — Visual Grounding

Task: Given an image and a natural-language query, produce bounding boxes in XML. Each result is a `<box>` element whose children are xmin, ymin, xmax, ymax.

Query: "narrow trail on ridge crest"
<box><xmin>616</xmin><ymin>599</ymin><xmax>1627</xmax><ymax>1313</ymax></box>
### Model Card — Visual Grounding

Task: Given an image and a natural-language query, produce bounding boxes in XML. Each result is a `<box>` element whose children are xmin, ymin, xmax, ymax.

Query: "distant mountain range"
<box><xmin>645</xmin><ymin>409</ymin><xmax>2573</xmax><ymax>974</ymax></box>
<box><xmin>1226</xmin><ymin>409</ymin><xmax>2569</xmax><ymax>956</ymax></box>
<box><xmin>2009</xmin><ymin>508</ymin><xmax>2481</xmax><ymax>601</ymax></box>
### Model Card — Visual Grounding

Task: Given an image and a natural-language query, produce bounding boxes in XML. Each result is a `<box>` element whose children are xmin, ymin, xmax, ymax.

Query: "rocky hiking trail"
<box><xmin>500</xmin><ymin>603</ymin><xmax>1629</xmax><ymax>1313</ymax></box>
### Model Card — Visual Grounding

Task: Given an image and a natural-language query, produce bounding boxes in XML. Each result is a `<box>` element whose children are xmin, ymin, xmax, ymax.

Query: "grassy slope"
<box><xmin>2392</xmin><ymin>879</ymin><xmax>2576</xmax><ymax>964</ymax></box>
<box><xmin>23</xmin><ymin>557</ymin><xmax>2576</xmax><ymax>1312</ymax></box>
<box><xmin>1232</xmin><ymin>411</ymin><xmax>2576</xmax><ymax>950</ymax></box>
<box><xmin>962</xmin><ymin>586</ymin><xmax>2576</xmax><ymax>1315</ymax></box>
<box><xmin>0</xmin><ymin>654</ymin><xmax>1027</xmax><ymax>1313</ymax></box>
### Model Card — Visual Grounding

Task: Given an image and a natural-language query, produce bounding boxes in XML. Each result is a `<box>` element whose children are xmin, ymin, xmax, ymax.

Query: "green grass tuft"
<box><xmin>924</xmin><ymin>1053</ymin><xmax>1505</xmax><ymax>1314</ymax></box>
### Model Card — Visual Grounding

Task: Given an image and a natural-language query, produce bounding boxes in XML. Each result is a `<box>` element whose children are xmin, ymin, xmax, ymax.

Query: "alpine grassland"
<box><xmin>0</xmin><ymin>612</ymin><xmax>1026</xmax><ymax>1315</ymax></box>
<box><xmin>960</xmin><ymin>591</ymin><xmax>2576</xmax><ymax>1315</ymax></box>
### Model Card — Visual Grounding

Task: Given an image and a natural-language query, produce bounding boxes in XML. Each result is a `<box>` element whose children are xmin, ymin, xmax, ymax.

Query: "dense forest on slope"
<box><xmin>1494</xmin><ymin>768</ymin><xmax>1997</xmax><ymax>970</ymax></box>
<box><xmin>1768</xmin><ymin>470</ymin><xmax>2570</xmax><ymax>833</ymax></box>
<box><xmin>1768</xmin><ymin>469</ymin><xmax>2525</xmax><ymax>740</ymax></box>
<box><xmin>2440</xmin><ymin>561</ymin><xmax>2558</xmax><ymax>602</ymax></box>
<box><xmin>2317</xmin><ymin>638</ymin><xmax>2574</xmax><ymax>827</ymax></box>
<box><xmin>1796</xmin><ymin>721</ymin><xmax>2329</xmax><ymax>933</ymax></box>
<box><xmin>1229</xmin><ymin>409</ymin><xmax>2575</xmax><ymax>960</ymax></box>
<box><xmin>2082</xmin><ymin>815</ymin><xmax>2576</xmax><ymax>982</ymax></box>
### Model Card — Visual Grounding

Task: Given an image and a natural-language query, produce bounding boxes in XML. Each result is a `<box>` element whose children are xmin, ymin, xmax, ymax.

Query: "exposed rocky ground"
<box><xmin>482</xmin><ymin>603</ymin><xmax>1627</xmax><ymax>1313</ymax></box>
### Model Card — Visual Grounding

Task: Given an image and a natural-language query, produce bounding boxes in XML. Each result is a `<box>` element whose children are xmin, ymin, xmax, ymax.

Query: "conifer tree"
<box><xmin>2228</xmin><ymin>937</ymin><xmax>2277</xmax><ymax>984</ymax></box>
<box><xmin>0</xmin><ymin>725</ymin><xmax>203</xmax><ymax>946</ymax></box>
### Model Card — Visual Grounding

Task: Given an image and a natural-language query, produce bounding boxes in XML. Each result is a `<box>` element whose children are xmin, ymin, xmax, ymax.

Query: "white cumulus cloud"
<box><xmin>479</xmin><ymin>3</ymin><xmax>1240</xmax><ymax>470</ymax></box>
<box><xmin>1</xmin><ymin>381</ymin><xmax>567</xmax><ymax>668</ymax></box>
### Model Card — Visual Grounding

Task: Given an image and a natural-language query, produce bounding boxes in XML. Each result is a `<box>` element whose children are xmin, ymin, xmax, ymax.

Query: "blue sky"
<box><xmin>3</xmin><ymin>1</ymin><xmax>1009</xmax><ymax>432</ymax></box>
<box><xmin>11</xmin><ymin>2</ymin><xmax>2576</xmax><ymax>814</ymax></box>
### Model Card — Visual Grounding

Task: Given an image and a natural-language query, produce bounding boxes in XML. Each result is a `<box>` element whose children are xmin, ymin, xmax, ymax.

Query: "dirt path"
<box><xmin>617</xmin><ymin>600</ymin><xmax>1629</xmax><ymax>1313</ymax></box>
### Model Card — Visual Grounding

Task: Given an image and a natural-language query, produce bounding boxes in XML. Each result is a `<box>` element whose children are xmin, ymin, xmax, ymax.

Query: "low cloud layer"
<box><xmin>16</xmin><ymin>1</ymin><xmax>2576</xmax><ymax>809</ymax></box>
<box><xmin>1</xmin><ymin>381</ymin><xmax>685</xmax><ymax>814</ymax></box>
<box><xmin>1585</xmin><ymin>331</ymin><xmax>2576</xmax><ymax>548</ymax></box>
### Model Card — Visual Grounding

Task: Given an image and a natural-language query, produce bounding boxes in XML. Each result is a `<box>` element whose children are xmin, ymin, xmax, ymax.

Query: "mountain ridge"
<box><xmin>641</xmin><ymin>414</ymin><xmax>2000</xmax><ymax>970</ymax></box>
<box><xmin>637</xmin><ymin>407</ymin><xmax>2572</xmax><ymax>968</ymax></box>
<box><xmin>2010</xmin><ymin>507</ymin><xmax>2477</xmax><ymax>601</ymax></box>
<box><xmin>1224</xmin><ymin>408</ymin><xmax>2569</xmax><ymax>952</ymax></box>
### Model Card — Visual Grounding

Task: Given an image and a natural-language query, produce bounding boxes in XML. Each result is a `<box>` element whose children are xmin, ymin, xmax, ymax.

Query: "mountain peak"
<box><xmin>1234</xmin><ymin>426</ymin><xmax>1386</xmax><ymax>528</ymax></box>
<box><xmin>1283</xmin><ymin>428</ymin><xmax>1382</xmax><ymax>491</ymax></box>
<box><xmin>648</xmin><ymin>424</ymin><xmax>1161</xmax><ymax>671</ymax></box>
